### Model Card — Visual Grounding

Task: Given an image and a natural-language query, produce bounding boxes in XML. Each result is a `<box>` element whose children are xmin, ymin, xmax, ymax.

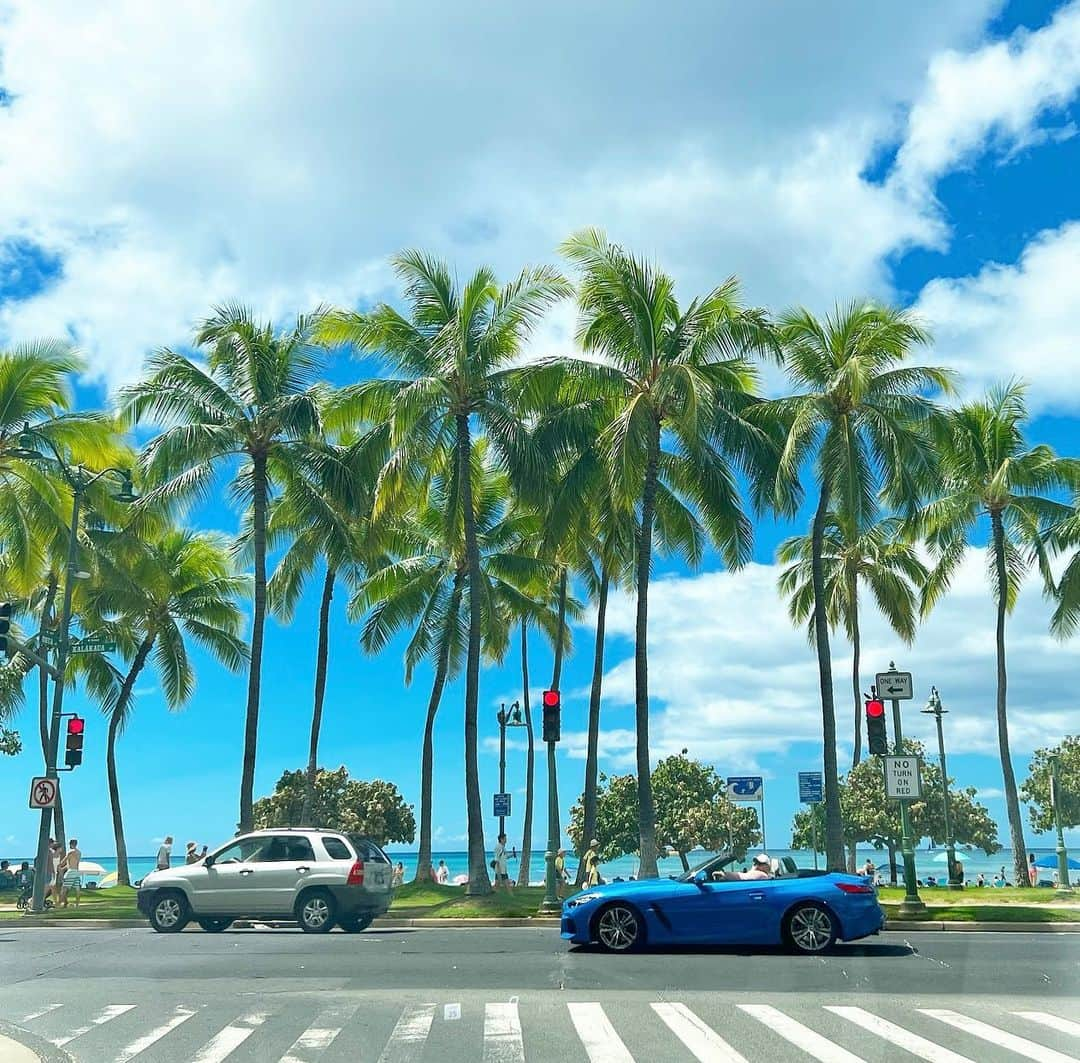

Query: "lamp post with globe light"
<box><xmin>495</xmin><ymin>701</ymin><xmax>524</xmax><ymax>837</ymax></box>
<box><xmin>921</xmin><ymin>686</ymin><xmax>961</xmax><ymax>890</ymax></box>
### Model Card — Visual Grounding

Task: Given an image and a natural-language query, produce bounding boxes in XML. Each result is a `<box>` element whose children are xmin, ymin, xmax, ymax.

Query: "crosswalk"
<box><xmin>6</xmin><ymin>996</ymin><xmax>1079</xmax><ymax>1062</ymax></box>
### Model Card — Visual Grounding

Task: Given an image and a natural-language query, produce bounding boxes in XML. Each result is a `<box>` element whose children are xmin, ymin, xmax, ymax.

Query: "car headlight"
<box><xmin>565</xmin><ymin>892</ymin><xmax>604</xmax><ymax>908</ymax></box>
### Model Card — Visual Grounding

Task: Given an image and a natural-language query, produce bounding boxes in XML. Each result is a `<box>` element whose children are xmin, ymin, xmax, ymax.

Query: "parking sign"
<box><xmin>798</xmin><ymin>772</ymin><xmax>823</xmax><ymax>804</ymax></box>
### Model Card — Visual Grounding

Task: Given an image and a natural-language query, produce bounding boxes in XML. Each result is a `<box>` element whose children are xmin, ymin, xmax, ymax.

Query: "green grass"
<box><xmin>389</xmin><ymin>881</ymin><xmax>551</xmax><ymax>918</ymax></box>
<box><xmin>881</xmin><ymin>902</ymin><xmax>1078</xmax><ymax>923</ymax></box>
<box><xmin>876</xmin><ymin>885</ymin><xmax>1074</xmax><ymax>905</ymax></box>
<box><xmin>0</xmin><ymin>884</ymin><xmax>139</xmax><ymax>920</ymax></box>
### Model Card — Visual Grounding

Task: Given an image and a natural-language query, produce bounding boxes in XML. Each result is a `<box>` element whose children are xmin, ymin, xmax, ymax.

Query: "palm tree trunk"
<box><xmin>37</xmin><ymin>573</ymin><xmax>65</xmax><ymax>849</ymax></box>
<box><xmin>812</xmin><ymin>480</ymin><xmax>844</xmax><ymax>871</ymax></box>
<box><xmin>991</xmin><ymin>511</ymin><xmax>1028</xmax><ymax>887</ymax></box>
<box><xmin>239</xmin><ymin>450</ymin><xmax>269</xmax><ymax>833</ymax></box>
<box><xmin>457</xmin><ymin>414</ymin><xmax>490</xmax><ymax>896</ymax></box>
<box><xmin>577</xmin><ymin>566</ymin><xmax>609</xmax><ymax>887</ymax></box>
<box><xmin>519</xmin><ymin>620</ymin><xmax>534</xmax><ymax>888</ymax></box>
<box><xmin>634</xmin><ymin>422</ymin><xmax>661</xmax><ymax>879</ymax></box>
<box><xmin>301</xmin><ymin>566</ymin><xmax>336</xmax><ymax>826</ymax></box>
<box><xmin>551</xmin><ymin>567</ymin><xmax>568</xmax><ymax>687</ymax></box>
<box><xmin>850</xmin><ymin>577</ymin><xmax>862</xmax><ymax>769</ymax></box>
<box><xmin>415</xmin><ymin>571</ymin><xmax>463</xmax><ymax>884</ymax></box>
<box><xmin>887</xmin><ymin>841</ymin><xmax>897</xmax><ymax>885</ymax></box>
<box><xmin>108</xmin><ymin>635</ymin><xmax>155</xmax><ymax>887</ymax></box>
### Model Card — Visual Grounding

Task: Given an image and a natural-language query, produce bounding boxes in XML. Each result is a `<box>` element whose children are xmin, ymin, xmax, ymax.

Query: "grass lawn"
<box><xmin>881</xmin><ymin>901</ymin><xmax>1078</xmax><ymax>922</ymax></box>
<box><xmin>0</xmin><ymin>885</ymin><xmax>139</xmax><ymax>920</ymax></box>
<box><xmin>876</xmin><ymin>885</ymin><xmax>1076</xmax><ymax>906</ymax></box>
<box><xmin>389</xmin><ymin>881</ymin><xmax>551</xmax><ymax>918</ymax></box>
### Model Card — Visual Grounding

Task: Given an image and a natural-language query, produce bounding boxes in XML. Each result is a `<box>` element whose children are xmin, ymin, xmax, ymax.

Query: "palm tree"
<box><xmin>919</xmin><ymin>382</ymin><xmax>1080</xmax><ymax>888</ymax></box>
<box><xmin>319</xmin><ymin>253</ymin><xmax>569</xmax><ymax>894</ymax></box>
<box><xmin>544</xmin><ymin>229</ymin><xmax>775</xmax><ymax>878</ymax></box>
<box><xmin>121</xmin><ymin>305</ymin><xmax>324</xmax><ymax>831</ymax></box>
<box><xmin>777</xmin><ymin>513</ymin><xmax>927</xmax><ymax>769</ymax></box>
<box><xmin>80</xmin><ymin>529</ymin><xmax>247</xmax><ymax>885</ymax></box>
<box><xmin>764</xmin><ymin>302</ymin><xmax>949</xmax><ymax>871</ymax></box>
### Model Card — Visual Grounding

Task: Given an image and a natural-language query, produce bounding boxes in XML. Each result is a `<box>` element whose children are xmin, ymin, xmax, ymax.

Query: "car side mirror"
<box><xmin>693</xmin><ymin>871</ymin><xmax>707</xmax><ymax>887</ymax></box>
<box><xmin>204</xmin><ymin>854</ymin><xmax>215</xmax><ymax>868</ymax></box>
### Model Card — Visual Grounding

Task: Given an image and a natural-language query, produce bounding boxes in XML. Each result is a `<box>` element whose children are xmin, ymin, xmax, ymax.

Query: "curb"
<box><xmin>0</xmin><ymin>1020</ymin><xmax>71</xmax><ymax>1062</ymax></box>
<box><xmin>883</xmin><ymin>920</ymin><xmax>1080</xmax><ymax>933</ymax></box>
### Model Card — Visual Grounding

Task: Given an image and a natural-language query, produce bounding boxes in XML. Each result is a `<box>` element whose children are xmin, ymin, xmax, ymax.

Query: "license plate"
<box><xmin>367</xmin><ymin>866</ymin><xmax>389</xmax><ymax>890</ymax></box>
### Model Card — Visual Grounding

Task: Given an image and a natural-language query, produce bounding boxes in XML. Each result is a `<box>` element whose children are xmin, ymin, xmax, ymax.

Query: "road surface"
<box><xmin>0</xmin><ymin>926</ymin><xmax>1077</xmax><ymax>1061</ymax></box>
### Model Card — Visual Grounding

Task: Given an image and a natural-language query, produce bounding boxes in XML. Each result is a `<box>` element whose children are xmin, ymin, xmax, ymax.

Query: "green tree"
<box><xmin>0</xmin><ymin>727</ymin><xmax>20</xmax><ymax>755</ymax></box>
<box><xmin>764</xmin><ymin>302</ymin><xmax>949</xmax><ymax>871</ymax></box>
<box><xmin>919</xmin><ymin>383</ymin><xmax>1080</xmax><ymax>886</ymax></box>
<box><xmin>553</xmin><ymin>230</ymin><xmax>776</xmax><ymax>877</ymax></box>
<box><xmin>121</xmin><ymin>305</ymin><xmax>325</xmax><ymax>831</ymax></box>
<box><xmin>567</xmin><ymin>771</ymin><xmax>640</xmax><ymax>864</ymax></box>
<box><xmin>253</xmin><ymin>767</ymin><xmax>416</xmax><ymax>847</ymax></box>
<box><xmin>319</xmin><ymin>252</ymin><xmax>569</xmax><ymax>894</ymax></box>
<box><xmin>778</xmin><ymin>513</ymin><xmax>926</xmax><ymax>771</ymax></box>
<box><xmin>1021</xmin><ymin>737</ymin><xmax>1080</xmax><ymax>832</ymax></box>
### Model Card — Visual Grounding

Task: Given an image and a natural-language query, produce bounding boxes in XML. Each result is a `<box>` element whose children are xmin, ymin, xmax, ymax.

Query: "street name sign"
<box><xmin>798</xmin><ymin>771</ymin><xmax>823</xmax><ymax>803</ymax></box>
<box><xmin>493</xmin><ymin>792</ymin><xmax>511</xmax><ymax>818</ymax></box>
<box><xmin>883</xmin><ymin>755</ymin><xmax>923</xmax><ymax>800</ymax></box>
<box><xmin>71</xmin><ymin>638</ymin><xmax>117</xmax><ymax>654</ymax></box>
<box><xmin>38</xmin><ymin>629</ymin><xmax>59</xmax><ymax>648</ymax></box>
<box><xmin>727</xmin><ymin>776</ymin><xmax>764</xmax><ymax>802</ymax></box>
<box><xmin>876</xmin><ymin>670</ymin><xmax>913</xmax><ymax>700</ymax></box>
<box><xmin>29</xmin><ymin>776</ymin><xmax>58</xmax><ymax>809</ymax></box>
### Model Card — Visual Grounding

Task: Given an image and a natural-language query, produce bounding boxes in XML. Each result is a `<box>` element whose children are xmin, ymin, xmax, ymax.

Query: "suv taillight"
<box><xmin>347</xmin><ymin>860</ymin><xmax>365</xmax><ymax>886</ymax></box>
<box><xmin>835</xmin><ymin>881</ymin><xmax>874</xmax><ymax>894</ymax></box>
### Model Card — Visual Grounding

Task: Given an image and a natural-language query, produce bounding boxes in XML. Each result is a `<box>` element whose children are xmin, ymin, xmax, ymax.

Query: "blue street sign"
<box><xmin>799</xmin><ymin>771</ymin><xmax>824</xmax><ymax>804</ymax></box>
<box><xmin>726</xmin><ymin>776</ymin><xmax>764</xmax><ymax>802</ymax></box>
<box><xmin>493</xmin><ymin>792</ymin><xmax>512</xmax><ymax>818</ymax></box>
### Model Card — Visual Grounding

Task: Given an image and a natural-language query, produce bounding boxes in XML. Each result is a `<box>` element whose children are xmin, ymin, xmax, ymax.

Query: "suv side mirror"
<box><xmin>203</xmin><ymin>854</ymin><xmax>215</xmax><ymax>868</ymax></box>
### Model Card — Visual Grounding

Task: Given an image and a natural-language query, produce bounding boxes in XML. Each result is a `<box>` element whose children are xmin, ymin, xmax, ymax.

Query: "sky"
<box><xmin>2</xmin><ymin>0</ymin><xmax>1080</xmax><ymax>860</ymax></box>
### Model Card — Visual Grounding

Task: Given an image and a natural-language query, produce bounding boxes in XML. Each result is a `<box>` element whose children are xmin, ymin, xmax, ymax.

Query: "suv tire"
<box><xmin>149</xmin><ymin>890</ymin><xmax>190</xmax><ymax>934</ymax></box>
<box><xmin>297</xmin><ymin>888</ymin><xmax>337</xmax><ymax>933</ymax></box>
<box><xmin>198</xmin><ymin>917</ymin><xmax>232</xmax><ymax>933</ymax></box>
<box><xmin>339</xmin><ymin>914</ymin><xmax>373</xmax><ymax>933</ymax></box>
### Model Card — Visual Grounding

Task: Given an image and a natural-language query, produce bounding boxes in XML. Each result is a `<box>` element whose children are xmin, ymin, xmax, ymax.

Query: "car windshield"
<box><xmin>679</xmin><ymin>850</ymin><xmax>737</xmax><ymax>882</ymax></box>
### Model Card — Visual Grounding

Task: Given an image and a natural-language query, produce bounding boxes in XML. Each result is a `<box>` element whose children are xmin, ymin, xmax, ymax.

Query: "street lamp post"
<box><xmin>1050</xmin><ymin>753</ymin><xmax>1074</xmax><ymax>897</ymax></box>
<box><xmin>11</xmin><ymin>424</ymin><xmax>136</xmax><ymax>912</ymax></box>
<box><xmin>495</xmin><ymin>701</ymin><xmax>522</xmax><ymax>838</ymax></box>
<box><xmin>922</xmin><ymin>687</ymin><xmax>961</xmax><ymax>891</ymax></box>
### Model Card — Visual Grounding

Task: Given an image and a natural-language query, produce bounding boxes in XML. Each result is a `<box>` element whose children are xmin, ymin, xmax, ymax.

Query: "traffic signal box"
<box><xmin>865</xmin><ymin>698</ymin><xmax>888</xmax><ymax>756</ymax></box>
<box><xmin>542</xmin><ymin>689</ymin><xmax>561</xmax><ymax>743</ymax></box>
<box><xmin>65</xmin><ymin>715</ymin><xmax>85</xmax><ymax>768</ymax></box>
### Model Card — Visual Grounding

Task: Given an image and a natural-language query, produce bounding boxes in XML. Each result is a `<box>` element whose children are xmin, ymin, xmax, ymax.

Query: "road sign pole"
<box><xmin>498</xmin><ymin>706</ymin><xmax>507</xmax><ymax>840</ymax></box>
<box><xmin>812</xmin><ymin>815</ymin><xmax>819</xmax><ymax>871</ymax></box>
<box><xmin>890</xmin><ymin>693</ymin><xmax>925</xmax><ymax>916</ymax></box>
<box><xmin>760</xmin><ymin>786</ymin><xmax>767</xmax><ymax>854</ymax></box>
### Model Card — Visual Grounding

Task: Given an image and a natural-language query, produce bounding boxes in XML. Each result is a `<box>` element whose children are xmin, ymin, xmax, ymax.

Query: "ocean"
<box><xmin>9</xmin><ymin>847</ymin><xmax>1062</xmax><ymax>887</ymax></box>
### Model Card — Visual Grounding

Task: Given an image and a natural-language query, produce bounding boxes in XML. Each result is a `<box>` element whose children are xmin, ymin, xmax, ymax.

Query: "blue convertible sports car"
<box><xmin>560</xmin><ymin>851</ymin><xmax>885</xmax><ymax>953</ymax></box>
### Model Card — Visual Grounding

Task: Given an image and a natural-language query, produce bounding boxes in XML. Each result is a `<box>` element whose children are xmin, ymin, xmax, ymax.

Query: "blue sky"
<box><xmin>2</xmin><ymin>0</ymin><xmax>1080</xmax><ymax>859</ymax></box>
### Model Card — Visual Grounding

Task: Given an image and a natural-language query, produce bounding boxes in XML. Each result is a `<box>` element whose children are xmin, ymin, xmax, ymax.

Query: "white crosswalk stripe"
<box><xmin>651</xmin><ymin>1002</ymin><xmax>747</xmax><ymax>1062</ymax></box>
<box><xmin>280</xmin><ymin>1002</ymin><xmax>360</xmax><ymax>1062</ymax></box>
<box><xmin>567</xmin><ymin>1002</ymin><xmax>635</xmax><ymax>1063</ymax></box>
<box><xmin>190</xmin><ymin>1011</ymin><xmax>268</xmax><ymax>1063</ymax></box>
<box><xmin>826</xmin><ymin>1005</ymin><xmax>973</xmax><ymax>1063</ymax></box>
<box><xmin>377</xmin><ymin>1004</ymin><xmax>437</xmax><ymax>1062</ymax></box>
<box><xmin>49</xmin><ymin>1004</ymin><xmax>137</xmax><ymax>1047</ymax></box>
<box><xmin>1015</xmin><ymin>1013</ymin><xmax>1080</xmax><ymax>1040</ymax></box>
<box><xmin>109</xmin><ymin>1006</ymin><xmax>198</xmax><ymax>1063</ymax></box>
<box><xmin>738</xmin><ymin>1004</ymin><xmax>863</xmax><ymax>1063</ymax></box>
<box><xmin>484</xmin><ymin>1002</ymin><xmax>525</xmax><ymax>1062</ymax></box>
<box><xmin>920</xmin><ymin>1008</ymin><xmax>1079</xmax><ymax>1063</ymax></box>
<box><xmin>17</xmin><ymin>1004</ymin><xmax>62</xmax><ymax>1023</ymax></box>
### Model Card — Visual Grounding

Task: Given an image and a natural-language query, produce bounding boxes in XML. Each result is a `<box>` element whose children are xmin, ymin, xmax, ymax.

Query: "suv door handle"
<box><xmin>295</xmin><ymin>866</ymin><xmax>310</xmax><ymax>873</ymax></box>
<box><xmin>239</xmin><ymin>868</ymin><xmax>254</xmax><ymax>875</ymax></box>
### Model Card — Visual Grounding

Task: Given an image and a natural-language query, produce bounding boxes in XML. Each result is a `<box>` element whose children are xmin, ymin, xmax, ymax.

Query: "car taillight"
<box><xmin>835</xmin><ymin>881</ymin><xmax>874</xmax><ymax>894</ymax></box>
<box><xmin>347</xmin><ymin>860</ymin><xmax>365</xmax><ymax>886</ymax></box>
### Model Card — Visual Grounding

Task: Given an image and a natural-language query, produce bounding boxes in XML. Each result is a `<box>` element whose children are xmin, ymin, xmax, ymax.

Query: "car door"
<box><xmin>193</xmin><ymin>837</ymin><xmax>265</xmax><ymax>915</ymax></box>
<box><xmin>247</xmin><ymin>836</ymin><xmax>317</xmax><ymax>914</ymax></box>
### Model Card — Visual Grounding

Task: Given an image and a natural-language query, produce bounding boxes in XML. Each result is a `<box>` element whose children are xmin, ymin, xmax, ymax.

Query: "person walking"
<box><xmin>583</xmin><ymin>839</ymin><xmax>601</xmax><ymax>887</ymax></box>
<box><xmin>156</xmin><ymin>836</ymin><xmax>173</xmax><ymax>871</ymax></box>
<box><xmin>1028</xmin><ymin>852</ymin><xmax>1038</xmax><ymax>887</ymax></box>
<box><xmin>60</xmin><ymin>838</ymin><xmax>82</xmax><ymax>908</ymax></box>
<box><xmin>45</xmin><ymin>839</ymin><xmax>62</xmax><ymax>903</ymax></box>
<box><xmin>554</xmin><ymin>849</ymin><xmax>569</xmax><ymax>898</ymax></box>
<box><xmin>493</xmin><ymin>834</ymin><xmax>510</xmax><ymax>892</ymax></box>
<box><xmin>391</xmin><ymin>862</ymin><xmax>405</xmax><ymax>888</ymax></box>
<box><xmin>435</xmin><ymin>860</ymin><xmax>449</xmax><ymax>885</ymax></box>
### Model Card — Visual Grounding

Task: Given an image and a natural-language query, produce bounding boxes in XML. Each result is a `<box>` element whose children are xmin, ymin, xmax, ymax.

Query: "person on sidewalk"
<box><xmin>554</xmin><ymin>849</ymin><xmax>569</xmax><ymax>897</ymax></box>
<box><xmin>583</xmin><ymin>839</ymin><xmax>601</xmax><ymax>887</ymax></box>
<box><xmin>157</xmin><ymin>836</ymin><xmax>173</xmax><ymax>871</ymax></box>
<box><xmin>493</xmin><ymin>834</ymin><xmax>510</xmax><ymax>891</ymax></box>
<box><xmin>60</xmin><ymin>838</ymin><xmax>82</xmax><ymax>908</ymax></box>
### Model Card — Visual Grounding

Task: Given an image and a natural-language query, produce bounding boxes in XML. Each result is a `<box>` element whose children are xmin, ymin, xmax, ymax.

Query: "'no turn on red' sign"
<box><xmin>29</xmin><ymin>776</ymin><xmax>58</xmax><ymax>809</ymax></box>
<box><xmin>883</xmin><ymin>756</ymin><xmax>923</xmax><ymax>801</ymax></box>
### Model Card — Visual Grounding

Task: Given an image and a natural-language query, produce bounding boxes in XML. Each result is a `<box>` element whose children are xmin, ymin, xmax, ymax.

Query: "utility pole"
<box><xmin>922</xmin><ymin>687</ymin><xmax>961</xmax><ymax>890</ymax></box>
<box><xmin>539</xmin><ymin>689</ymin><xmax>561</xmax><ymax>913</ymax></box>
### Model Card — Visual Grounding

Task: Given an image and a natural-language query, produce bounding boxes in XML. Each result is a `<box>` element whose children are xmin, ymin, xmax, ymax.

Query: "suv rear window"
<box><xmin>321</xmin><ymin>837</ymin><xmax>352</xmax><ymax>861</ymax></box>
<box><xmin>348</xmin><ymin>836</ymin><xmax>390</xmax><ymax>863</ymax></box>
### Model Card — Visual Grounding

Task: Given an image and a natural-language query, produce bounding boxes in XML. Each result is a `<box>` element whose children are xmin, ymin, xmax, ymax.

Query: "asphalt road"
<box><xmin>0</xmin><ymin>927</ymin><xmax>1077</xmax><ymax>1062</ymax></box>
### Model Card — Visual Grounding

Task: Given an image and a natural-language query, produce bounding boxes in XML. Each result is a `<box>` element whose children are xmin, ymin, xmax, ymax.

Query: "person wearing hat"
<box><xmin>583</xmin><ymin>839</ymin><xmax>601</xmax><ymax>887</ymax></box>
<box><xmin>716</xmin><ymin>853</ymin><xmax>774</xmax><ymax>881</ymax></box>
<box><xmin>554</xmin><ymin>849</ymin><xmax>569</xmax><ymax>897</ymax></box>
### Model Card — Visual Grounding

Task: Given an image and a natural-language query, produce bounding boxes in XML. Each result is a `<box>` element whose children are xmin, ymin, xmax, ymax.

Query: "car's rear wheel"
<box><xmin>297</xmin><ymin>889</ymin><xmax>337</xmax><ymax>933</ymax></box>
<box><xmin>339</xmin><ymin>914</ymin><xmax>373</xmax><ymax>933</ymax></box>
<box><xmin>149</xmin><ymin>891</ymin><xmax>190</xmax><ymax>934</ymax></box>
<box><xmin>784</xmin><ymin>902</ymin><xmax>836</xmax><ymax>954</ymax></box>
<box><xmin>198</xmin><ymin>918</ymin><xmax>232</xmax><ymax>933</ymax></box>
<box><xmin>594</xmin><ymin>903</ymin><xmax>644</xmax><ymax>952</ymax></box>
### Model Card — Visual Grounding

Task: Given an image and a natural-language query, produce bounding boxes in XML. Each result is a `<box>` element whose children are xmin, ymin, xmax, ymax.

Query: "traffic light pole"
<box><xmin>540</xmin><ymin>736</ymin><xmax>560</xmax><ymax>913</ymax></box>
<box><xmin>1051</xmin><ymin>754</ymin><xmax>1074</xmax><ymax>897</ymax></box>
<box><xmin>497</xmin><ymin>706</ymin><xmax>507</xmax><ymax>839</ymax></box>
<box><xmin>890</xmin><ymin>697</ymin><xmax>925</xmax><ymax>916</ymax></box>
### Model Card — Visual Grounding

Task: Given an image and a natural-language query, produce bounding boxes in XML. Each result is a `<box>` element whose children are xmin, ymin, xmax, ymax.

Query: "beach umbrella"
<box><xmin>78</xmin><ymin>861</ymin><xmax>107</xmax><ymax>876</ymax></box>
<box><xmin>1034</xmin><ymin>854</ymin><xmax>1080</xmax><ymax>870</ymax></box>
<box><xmin>452</xmin><ymin>874</ymin><xmax>469</xmax><ymax>886</ymax></box>
<box><xmin>929</xmin><ymin>849</ymin><xmax>971</xmax><ymax>863</ymax></box>
<box><xmin>98</xmin><ymin>871</ymin><xmax>118</xmax><ymax>888</ymax></box>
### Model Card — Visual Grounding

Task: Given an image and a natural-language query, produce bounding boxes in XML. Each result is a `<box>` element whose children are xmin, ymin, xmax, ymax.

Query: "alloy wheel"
<box><xmin>597</xmin><ymin>906</ymin><xmax>639</xmax><ymax>951</ymax></box>
<box><xmin>789</xmin><ymin>906</ymin><xmax>834</xmax><ymax>952</ymax></box>
<box><xmin>155</xmin><ymin>897</ymin><xmax>181</xmax><ymax>928</ymax></box>
<box><xmin>303</xmin><ymin>895</ymin><xmax>330</xmax><ymax>929</ymax></box>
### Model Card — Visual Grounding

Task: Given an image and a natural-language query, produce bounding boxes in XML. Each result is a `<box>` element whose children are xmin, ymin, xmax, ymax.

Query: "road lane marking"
<box><xmin>190</xmin><ymin>1011</ymin><xmax>268</xmax><ymax>1063</ymax></box>
<box><xmin>280</xmin><ymin>1003</ymin><xmax>359</xmax><ymax>1062</ymax></box>
<box><xmin>920</xmin><ymin>1009</ymin><xmax>1078</xmax><ymax>1063</ymax></box>
<box><xmin>826</xmin><ymin>1006</ymin><xmax>973</xmax><ymax>1063</ymax></box>
<box><xmin>110</xmin><ymin>1006</ymin><xmax>198</xmax><ymax>1063</ymax></box>
<box><xmin>651</xmin><ymin>1003</ymin><xmax>747</xmax><ymax>1062</ymax></box>
<box><xmin>484</xmin><ymin>1002</ymin><xmax>525</xmax><ymax>1063</ymax></box>
<box><xmin>18</xmin><ymin>1004</ymin><xmax>62</xmax><ymax>1023</ymax></box>
<box><xmin>50</xmin><ymin>1004</ymin><xmax>137</xmax><ymax>1047</ymax></box>
<box><xmin>738</xmin><ymin>1004</ymin><xmax>862</xmax><ymax>1063</ymax></box>
<box><xmin>377</xmin><ymin>1005</ymin><xmax>436</xmax><ymax>1062</ymax></box>
<box><xmin>1015</xmin><ymin>1013</ymin><xmax>1080</xmax><ymax>1039</ymax></box>
<box><xmin>567</xmin><ymin>1003</ymin><xmax>634</xmax><ymax>1063</ymax></box>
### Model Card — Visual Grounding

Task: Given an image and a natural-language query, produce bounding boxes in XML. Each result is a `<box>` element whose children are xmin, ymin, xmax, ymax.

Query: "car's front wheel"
<box><xmin>339</xmin><ymin>914</ymin><xmax>373</xmax><ymax>933</ymax></box>
<box><xmin>149</xmin><ymin>891</ymin><xmax>190</xmax><ymax>934</ymax></box>
<box><xmin>594</xmin><ymin>903</ymin><xmax>644</xmax><ymax>952</ymax></box>
<box><xmin>296</xmin><ymin>889</ymin><xmax>337</xmax><ymax>933</ymax></box>
<box><xmin>784</xmin><ymin>903</ymin><xmax>837</xmax><ymax>954</ymax></box>
<box><xmin>198</xmin><ymin>918</ymin><xmax>232</xmax><ymax>933</ymax></box>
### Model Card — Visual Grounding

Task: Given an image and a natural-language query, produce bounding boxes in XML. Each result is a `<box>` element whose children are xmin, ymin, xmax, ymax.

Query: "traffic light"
<box><xmin>865</xmin><ymin>698</ymin><xmax>888</xmax><ymax>756</ymax></box>
<box><xmin>0</xmin><ymin>602</ymin><xmax>10</xmax><ymax>657</ymax></box>
<box><xmin>65</xmin><ymin>715</ymin><xmax>85</xmax><ymax>768</ymax></box>
<box><xmin>542</xmin><ymin>689</ymin><xmax>560</xmax><ymax>743</ymax></box>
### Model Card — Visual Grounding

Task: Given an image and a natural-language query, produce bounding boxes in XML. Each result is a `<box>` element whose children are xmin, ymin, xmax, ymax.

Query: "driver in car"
<box><xmin>714</xmin><ymin>852</ymin><xmax>773</xmax><ymax>881</ymax></box>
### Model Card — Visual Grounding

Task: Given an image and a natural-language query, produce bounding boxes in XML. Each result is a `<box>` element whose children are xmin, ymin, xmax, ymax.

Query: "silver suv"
<box><xmin>136</xmin><ymin>829</ymin><xmax>393</xmax><ymax>934</ymax></box>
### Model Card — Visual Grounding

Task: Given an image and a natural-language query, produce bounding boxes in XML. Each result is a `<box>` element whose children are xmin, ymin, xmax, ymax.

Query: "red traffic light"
<box><xmin>865</xmin><ymin>699</ymin><xmax>885</xmax><ymax>718</ymax></box>
<box><xmin>67</xmin><ymin>716</ymin><xmax>85</xmax><ymax>735</ymax></box>
<box><xmin>542</xmin><ymin>690</ymin><xmax>560</xmax><ymax>707</ymax></box>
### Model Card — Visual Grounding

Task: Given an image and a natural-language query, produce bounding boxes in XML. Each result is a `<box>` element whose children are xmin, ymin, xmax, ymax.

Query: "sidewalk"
<box><xmin>0</xmin><ymin>1020</ymin><xmax>68</xmax><ymax>1062</ymax></box>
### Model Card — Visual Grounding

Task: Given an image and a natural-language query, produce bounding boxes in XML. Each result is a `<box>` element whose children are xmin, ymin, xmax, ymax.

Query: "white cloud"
<box><xmin>914</xmin><ymin>221</ymin><xmax>1080</xmax><ymax>410</ymax></box>
<box><xmin>974</xmin><ymin>787</ymin><xmax>1005</xmax><ymax>799</ymax></box>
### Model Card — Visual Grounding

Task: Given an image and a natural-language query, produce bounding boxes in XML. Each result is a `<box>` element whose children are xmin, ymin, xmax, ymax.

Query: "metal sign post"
<box><xmin>799</xmin><ymin>772</ymin><xmax>823</xmax><ymax>870</ymax></box>
<box><xmin>728</xmin><ymin>776</ymin><xmax>765</xmax><ymax>852</ymax></box>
